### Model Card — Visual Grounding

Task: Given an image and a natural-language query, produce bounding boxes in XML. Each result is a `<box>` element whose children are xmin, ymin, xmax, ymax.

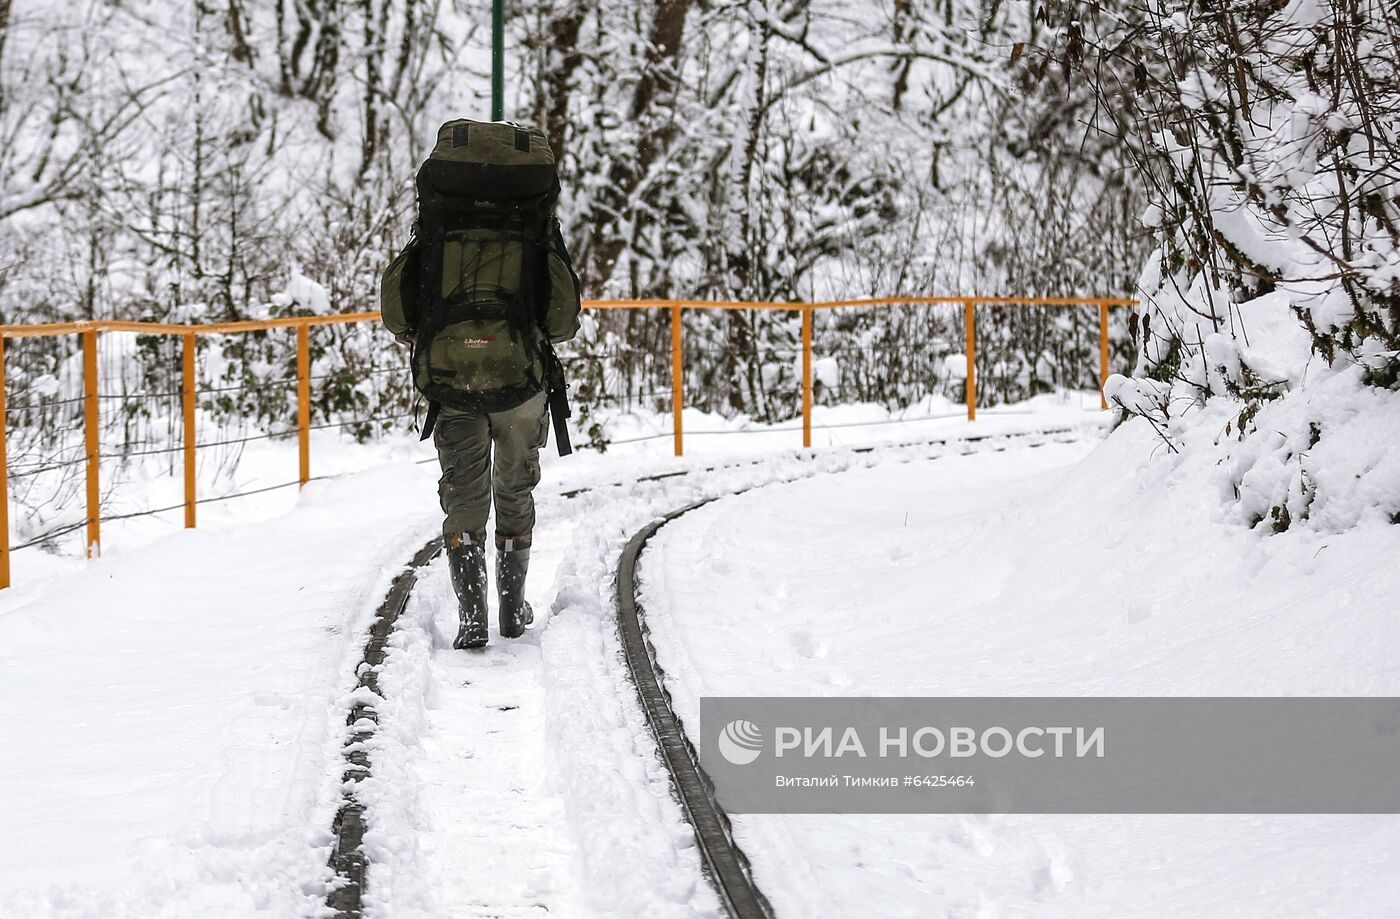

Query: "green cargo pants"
<box><xmin>433</xmin><ymin>391</ymin><xmax>548</xmax><ymax>540</ymax></box>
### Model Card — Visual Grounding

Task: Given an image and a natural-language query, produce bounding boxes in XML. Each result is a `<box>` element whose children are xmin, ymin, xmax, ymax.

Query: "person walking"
<box><xmin>380</xmin><ymin>119</ymin><xmax>581</xmax><ymax>650</ymax></box>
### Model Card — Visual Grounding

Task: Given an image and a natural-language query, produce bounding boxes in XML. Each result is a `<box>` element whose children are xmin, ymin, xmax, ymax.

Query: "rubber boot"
<box><xmin>496</xmin><ymin>533</ymin><xmax>534</xmax><ymax>639</ymax></box>
<box><xmin>447</xmin><ymin>531</ymin><xmax>489</xmax><ymax>650</ymax></box>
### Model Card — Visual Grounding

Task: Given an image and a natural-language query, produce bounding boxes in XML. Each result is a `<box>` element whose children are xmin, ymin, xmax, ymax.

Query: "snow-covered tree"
<box><xmin>0</xmin><ymin>0</ymin><xmax>1144</xmax><ymax>436</ymax></box>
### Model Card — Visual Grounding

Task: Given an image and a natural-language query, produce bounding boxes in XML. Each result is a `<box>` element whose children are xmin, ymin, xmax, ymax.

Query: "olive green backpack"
<box><xmin>380</xmin><ymin>119</ymin><xmax>581</xmax><ymax>453</ymax></box>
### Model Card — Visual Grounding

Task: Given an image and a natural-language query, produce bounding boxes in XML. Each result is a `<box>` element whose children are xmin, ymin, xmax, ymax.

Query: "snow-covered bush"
<box><xmin>1046</xmin><ymin>0</ymin><xmax>1399</xmax><ymax>532</ymax></box>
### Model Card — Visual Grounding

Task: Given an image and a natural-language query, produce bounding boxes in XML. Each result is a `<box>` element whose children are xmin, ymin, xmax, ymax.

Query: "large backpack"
<box><xmin>382</xmin><ymin>119</ymin><xmax>581</xmax><ymax>452</ymax></box>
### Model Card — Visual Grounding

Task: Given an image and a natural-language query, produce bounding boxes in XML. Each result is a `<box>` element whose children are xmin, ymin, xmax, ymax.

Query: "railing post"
<box><xmin>183</xmin><ymin>333</ymin><xmax>197</xmax><ymax>527</ymax></box>
<box><xmin>1098</xmin><ymin>302</ymin><xmax>1110</xmax><ymax>410</ymax></box>
<box><xmin>670</xmin><ymin>303</ymin><xmax>684</xmax><ymax>457</ymax></box>
<box><xmin>297</xmin><ymin>322</ymin><xmax>311</xmax><ymax>487</ymax></box>
<box><xmin>83</xmin><ymin>327</ymin><xmax>101</xmax><ymax>558</ymax></box>
<box><xmin>963</xmin><ymin>300</ymin><xmax>977</xmax><ymax>422</ymax></box>
<box><xmin>0</xmin><ymin>333</ymin><xmax>9</xmax><ymax>589</ymax></box>
<box><xmin>801</xmin><ymin>305</ymin><xmax>813</xmax><ymax>448</ymax></box>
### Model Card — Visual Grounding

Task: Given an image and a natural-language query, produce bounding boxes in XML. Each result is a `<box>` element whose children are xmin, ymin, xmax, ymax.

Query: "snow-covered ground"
<box><xmin>0</xmin><ymin>394</ymin><xmax>1104</xmax><ymax>916</ymax></box>
<box><xmin>0</xmin><ymin>465</ymin><xmax>438</xmax><ymax>917</ymax></box>
<box><xmin>14</xmin><ymin>392</ymin><xmax>1394</xmax><ymax>918</ymax></box>
<box><xmin>642</xmin><ymin>420</ymin><xmax>1400</xmax><ymax>917</ymax></box>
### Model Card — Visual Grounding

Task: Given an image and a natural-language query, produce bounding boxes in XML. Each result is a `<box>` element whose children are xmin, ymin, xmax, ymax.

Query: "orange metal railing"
<box><xmin>586</xmin><ymin>296</ymin><xmax>1136</xmax><ymax>453</ymax></box>
<box><xmin>0</xmin><ymin>296</ymin><xmax>1135</xmax><ymax>588</ymax></box>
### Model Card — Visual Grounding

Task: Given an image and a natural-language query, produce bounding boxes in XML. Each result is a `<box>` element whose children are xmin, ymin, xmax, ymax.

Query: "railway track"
<box><xmin>327</xmin><ymin>536</ymin><xmax>443</xmax><ymax>917</ymax></box>
<box><xmin>323</xmin><ymin>424</ymin><xmax>1098</xmax><ymax>916</ymax></box>
<box><xmin>616</xmin><ymin>497</ymin><xmax>776</xmax><ymax>919</ymax></box>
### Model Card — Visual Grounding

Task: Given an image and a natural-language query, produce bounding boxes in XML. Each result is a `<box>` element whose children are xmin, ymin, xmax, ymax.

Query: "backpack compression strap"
<box><xmin>419</xmin><ymin>399</ymin><xmax>441</xmax><ymax>441</ymax></box>
<box><xmin>549</xmin><ymin>385</ymin><xmax>573</xmax><ymax>456</ymax></box>
<box><xmin>541</xmin><ymin>342</ymin><xmax>573</xmax><ymax>456</ymax></box>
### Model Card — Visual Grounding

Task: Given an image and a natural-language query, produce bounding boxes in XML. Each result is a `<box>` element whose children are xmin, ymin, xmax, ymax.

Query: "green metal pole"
<box><xmin>491</xmin><ymin>0</ymin><xmax>504</xmax><ymax>121</ymax></box>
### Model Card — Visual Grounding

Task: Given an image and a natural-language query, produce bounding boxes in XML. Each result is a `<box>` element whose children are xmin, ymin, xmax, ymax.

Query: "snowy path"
<box><xmin>354</xmin><ymin>490</ymin><xmax>726</xmax><ymax>919</ymax></box>
<box><xmin>357</xmin><ymin>430</ymin><xmax>1104</xmax><ymax>919</ymax></box>
<box><xmin>642</xmin><ymin>431</ymin><xmax>1400</xmax><ymax>918</ymax></box>
<box><xmin>356</xmin><ymin>524</ymin><xmax>588</xmax><ymax>917</ymax></box>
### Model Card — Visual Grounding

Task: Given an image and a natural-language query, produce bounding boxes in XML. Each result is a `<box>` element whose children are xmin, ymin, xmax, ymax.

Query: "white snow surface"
<box><xmin>642</xmin><ymin>420</ymin><xmax>1400</xmax><ymax>918</ymax></box>
<box><xmin>4</xmin><ymin>396</ymin><xmax>1395</xmax><ymax>917</ymax></box>
<box><xmin>0</xmin><ymin>398</ymin><xmax>1103</xmax><ymax>917</ymax></box>
<box><xmin>0</xmin><ymin>466</ymin><xmax>435</xmax><ymax>917</ymax></box>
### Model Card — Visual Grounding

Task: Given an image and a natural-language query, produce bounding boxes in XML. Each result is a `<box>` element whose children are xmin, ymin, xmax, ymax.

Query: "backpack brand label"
<box><xmin>462</xmin><ymin>336</ymin><xmax>496</xmax><ymax>348</ymax></box>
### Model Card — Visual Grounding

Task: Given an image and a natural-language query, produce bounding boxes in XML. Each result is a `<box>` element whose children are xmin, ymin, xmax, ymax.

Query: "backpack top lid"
<box><xmin>417</xmin><ymin>119</ymin><xmax>556</xmax><ymax>207</ymax></box>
